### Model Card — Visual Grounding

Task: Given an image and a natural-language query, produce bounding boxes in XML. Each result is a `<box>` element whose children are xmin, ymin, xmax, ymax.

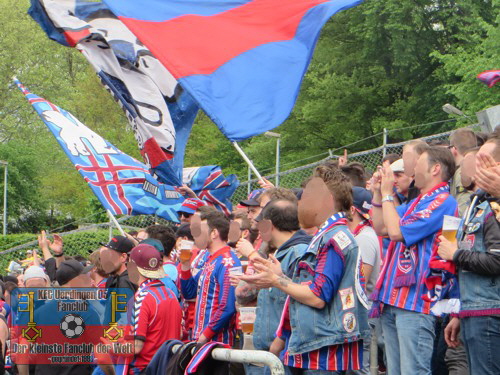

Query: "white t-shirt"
<box><xmin>355</xmin><ymin>226</ymin><xmax>381</xmax><ymax>297</ymax></box>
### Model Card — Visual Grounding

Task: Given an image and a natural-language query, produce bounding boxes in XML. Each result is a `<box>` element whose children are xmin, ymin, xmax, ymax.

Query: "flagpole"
<box><xmin>106</xmin><ymin>210</ymin><xmax>126</xmax><ymax>236</ymax></box>
<box><xmin>232</xmin><ymin>142</ymin><xmax>263</xmax><ymax>181</ymax></box>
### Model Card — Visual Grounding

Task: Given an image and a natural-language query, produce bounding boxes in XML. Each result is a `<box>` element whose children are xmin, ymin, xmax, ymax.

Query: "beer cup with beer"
<box><xmin>239</xmin><ymin>306</ymin><xmax>257</xmax><ymax>334</ymax></box>
<box><xmin>442</xmin><ymin>215</ymin><xmax>462</xmax><ymax>243</ymax></box>
<box><xmin>179</xmin><ymin>240</ymin><xmax>194</xmax><ymax>262</ymax></box>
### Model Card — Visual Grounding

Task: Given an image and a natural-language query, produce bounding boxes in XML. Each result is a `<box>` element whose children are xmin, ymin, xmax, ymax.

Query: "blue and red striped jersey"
<box><xmin>375</xmin><ymin>184</ymin><xmax>457</xmax><ymax>314</ymax></box>
<box><xmin>180</xmin><ymin>246</ymin><xmax>240</xmax><ymax>345</ymax></box>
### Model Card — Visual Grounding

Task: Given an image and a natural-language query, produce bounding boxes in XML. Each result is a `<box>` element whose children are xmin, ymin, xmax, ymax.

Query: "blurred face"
<box><xmin>402</xmin><ymin>145</ymin><xmax>418</xmax><ymax>177</ymax></box>
<box><xmin>461</xmin><ymin>153</ymin><xmax>476</xmax><ymax>190</ymax></box>
<box><xmin>25</xmin><ymin>278</ymin><xmax>47</xmax><ymax>288</ymax></box>
<box><xmin>394</xmin><ymin>171</ymin><xmax>412</xmax><ymax>195</ymax></box>
<box><xmin>99</xmin><ymin>246</ymin><xmax>126</xmax><ymax>275</ymax></box>
<box><xmin>65</xmin><ymin>273</ymin><xmax>92</xmax><ymax>288</ymax></box>
<box><xmin>136</xmin><ymin>230</ymin><xmax>148</xmax><ymax>241</ymax></box>
<box><xmin>477</xmin><ymin>142</ymin><xmax>497</xmax><ymax>161</ymax></box>
<box><xmin>413</xmin><ymin>153</ymin><xmax>430</xmax><ymax>190</ymax></box>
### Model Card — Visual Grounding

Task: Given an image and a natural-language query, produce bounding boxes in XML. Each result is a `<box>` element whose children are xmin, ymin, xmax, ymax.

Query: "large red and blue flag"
<box><xmin>102</xmin><ymin>0</ymin><xmax>362</xmax><ymax>141</ymax></box>
<box><xmin>15</xmin><ymin>79</ymin><xmax>185</xmax><ymax>223</ymax></box>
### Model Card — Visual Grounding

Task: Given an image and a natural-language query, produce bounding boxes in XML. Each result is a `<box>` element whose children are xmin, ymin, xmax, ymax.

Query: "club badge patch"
<box><xmin>342</xmin><ymin>312</ymin><xmax>357</xmax><ymax>333</ymax></box>
<box><xmin>466</xmin><ymin>222</ymin><xmax>480</xmax><ymax>233</ymax></box>
<box><xmin>333</xmin><ymin>231</ymin><xmax>352</xmax><ymax>250</ymax></box>
<box><xmin>339</xmin><ymin>287</ymin><xmax>355</xmax><ymax>310</ymax></box>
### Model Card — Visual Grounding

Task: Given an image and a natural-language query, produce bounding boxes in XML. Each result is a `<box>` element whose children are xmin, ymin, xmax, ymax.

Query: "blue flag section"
<box><xmin>103</xmin><ymin>0</ymin><xmax>363</xmax><ymax>141</ymax></box>
<box><xmin>15</xmin><ymin>80</ymin><xmax>185</xmax><ymax>222</ymax></box>
<box><xmin>183</xmin><ymin>166</ymin><xmax>239</xmax><ymax>216</ymax></box>
<box><xmin>10</xmin><ymin>288</ymin><xmax>134</xmax><ymax>365</ymax></box>
<box><xmin>29</xmin><ymin>0</ymin><xmax>199</xmax><ymax>186</ymax></box>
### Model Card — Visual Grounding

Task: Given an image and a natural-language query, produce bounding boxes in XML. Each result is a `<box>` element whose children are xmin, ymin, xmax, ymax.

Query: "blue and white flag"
<box><xmin>29</xmin><ymin>0</ymin><xmax>199</xmax><ymax>186</ymax></box>
<box><xmin>16</xmin><ymin>79</ymin><xmax>184</xmax><ymax>222</ymax></box>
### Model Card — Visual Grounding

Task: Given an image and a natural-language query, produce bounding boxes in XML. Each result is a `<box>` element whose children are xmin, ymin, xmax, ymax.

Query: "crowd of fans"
<box><xmin>0</xmin><ymin>126</ymin><xmax>499</xmax><ymax>375</ymax></box>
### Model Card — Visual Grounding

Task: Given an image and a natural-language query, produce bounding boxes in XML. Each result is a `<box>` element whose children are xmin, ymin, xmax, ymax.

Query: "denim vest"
<box><xmin>287</xmin><ymin>224</ymin><xmax>370</xmax><ymax>355</ymax></box>
<box><xmin>253</xmin><ymin>240</ymin><xmax>309</xmax><ymax>350</ymax></box>
<box><xmin>457</xmin><ymin>196</ymin><xmax>500</xmax><ymax>317</ymax></box>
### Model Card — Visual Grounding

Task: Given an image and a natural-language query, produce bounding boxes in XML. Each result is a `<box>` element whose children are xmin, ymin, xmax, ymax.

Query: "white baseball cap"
<box><xmin>390</xmin><ymin>159</ymin><xmax>404</xmax><ymax>173</ymax></box>
<box><xmin>24</xmin><ymin>266</ymin><xmax>50</xmax><ymax>283</ymax></box>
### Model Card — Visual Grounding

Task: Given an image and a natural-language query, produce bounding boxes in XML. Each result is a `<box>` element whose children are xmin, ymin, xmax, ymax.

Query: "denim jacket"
<box><xmin>287</xmin><ymin>221</ymin><xmax>370</xmax><ymax>355</ymax></box>
<box><xmin>457</xmin><ymin>194</ymin><xmax>500</xmax><ymax>317</ymax></box>
<box><xmin>253</xmin><ymin>230</ymin><xmax>311</xmax><ymax>350</ymax></box>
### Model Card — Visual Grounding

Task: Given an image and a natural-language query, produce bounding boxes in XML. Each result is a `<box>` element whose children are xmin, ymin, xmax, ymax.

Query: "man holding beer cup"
<box><xmin>180</xmin><ymin>211</ymin><xmax>240</xmax><ymax>345</ymax></box>
<box><xmin>371</xmin><ymin>146</ymin><xmax>458</xmax><ymax>375</ymax></box>
<box><xmin>438</xmin><ymin>136</ymin><xmax>500</xmax><ymax>375</ymax></box>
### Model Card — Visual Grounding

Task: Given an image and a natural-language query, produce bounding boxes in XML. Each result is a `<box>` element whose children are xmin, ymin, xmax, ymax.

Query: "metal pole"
<box><xmin>232</xmin><ymin>142</ymin><xmax>264</xmax><ymax>180</ymax></box>
<box><xmin>382</xmin><ymin>128</ymin><xmax>388</xmax><ymax>158</ymax></box>
<box><xmin>247</xmin><ymin>165</ymin><xmax>252</xmax><ymax>195</ymax></box>
<box><xmin>107</xmin><ymin>210</ymin><xmax>126</xmax><ymax>236</ymax></box>
<box><xmin>276</xmin><ymin>137</ymin><xmax>280</xmax><ymax>187</ymax></box>
<box><xmin>2</xmin><ymin>163</ymin><xmax>7</xmax><ymax>236</ymax></box>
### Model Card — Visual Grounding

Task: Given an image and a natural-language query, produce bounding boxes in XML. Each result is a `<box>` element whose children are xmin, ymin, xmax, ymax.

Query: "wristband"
<box><xmin>381</xmin><ymin>195</ymin><xmax>395</xmax><ymax>204</ymax></box>
<box><xmin>53</xmin><ymin>253</ymin><xmax>65</xmax><ymax>258</ymax></box>
<box><xmin>371</xmin><ymin>201</ymin><xmax>382</xmax><ymax>208</ymax></box>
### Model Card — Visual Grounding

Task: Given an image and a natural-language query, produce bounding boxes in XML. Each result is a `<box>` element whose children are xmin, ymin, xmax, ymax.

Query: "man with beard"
<box><xmin>99</xmin><ymin>236</ymin><xmax>137</xmax><ymax>292</ymax></box>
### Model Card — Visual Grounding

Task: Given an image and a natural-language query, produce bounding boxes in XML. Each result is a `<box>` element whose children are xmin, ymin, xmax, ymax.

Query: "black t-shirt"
<box><xmin>34</xmin><ymin>364</ymin><xmax>93</xmax><ymax>375</ymax></box>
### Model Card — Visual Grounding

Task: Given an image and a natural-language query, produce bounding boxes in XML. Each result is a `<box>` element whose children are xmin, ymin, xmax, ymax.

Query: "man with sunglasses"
<box><xmin>177</xmin><ymin>198</ymin><xmax>207</xmax><ymax>224</ymax></box>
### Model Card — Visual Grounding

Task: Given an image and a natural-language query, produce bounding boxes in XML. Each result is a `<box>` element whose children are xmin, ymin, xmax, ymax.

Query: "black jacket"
<box><xmin>105</xmin><ymin>269</ymin><xmax>137</xmax><ymax>292</ymax></box>
<box><xmin>453</xmin><ymin>192</ymin><xmax>500</xmax><ymax>277</ymax></box>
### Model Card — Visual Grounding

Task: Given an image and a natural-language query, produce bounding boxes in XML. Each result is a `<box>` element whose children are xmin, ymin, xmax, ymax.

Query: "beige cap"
<box><xmin>390</xmin><ymin>159</ymin><xmax>404</xmax><ymax>173</ymax></box>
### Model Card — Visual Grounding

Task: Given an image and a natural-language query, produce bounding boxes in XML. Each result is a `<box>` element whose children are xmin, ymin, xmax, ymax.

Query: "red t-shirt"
<box><xmin>132</xmin><ymin>279</ymin><xmax>182</xmax><ymax>370</ymax></box>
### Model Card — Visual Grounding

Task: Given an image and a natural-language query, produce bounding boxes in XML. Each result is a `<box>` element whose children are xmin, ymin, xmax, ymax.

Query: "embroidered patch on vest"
<box><xmin>466</xmin><ymin>222</ymin><xmax>481</xmax><ymax>233</ymax></box>
<box><xmin>460</xmin><ymin>234</ymin><xmax>475</xmax><ymax>250</ymax></box>
<box><xmin>333</xmin><ymin>231</ymin><xmax>352</xmax><ymax>250</ymax></box>
<box><xmin>475</xmin><ymin>209</ymin><xmax>484</xmax><ymax>218</ymax></box>
<box><xmin>342</xmin><ymin>312</ymin><xmax>357</xmax><ymax>333</ymax></box>
<box><xmin>339</xmin><ymin>287</ymin><xmax>355</xmax><ymax>310</ymax></box>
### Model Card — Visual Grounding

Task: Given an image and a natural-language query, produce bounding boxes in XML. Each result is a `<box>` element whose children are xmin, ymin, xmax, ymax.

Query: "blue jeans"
<box><xmin>461</xmin><ymin>315</ymin><xmax>500</xmax><ymax>375</ymax></box>
<box><xmin>245</xmin><ymin>364</ymin><xmax>271</xmax><ymax>375</ymax></box>
<box><xmin>380</xmin><ymin>305</ymin><xmax>436</xmax><ymax>375</ymax></box>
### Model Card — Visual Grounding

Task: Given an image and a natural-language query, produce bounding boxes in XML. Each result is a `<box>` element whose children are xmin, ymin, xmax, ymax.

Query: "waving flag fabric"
<box><xmin>102</xmin><ymin>0</ymin><xmax>362</xmax><ymax>141</ymax></box>
<box><xmin>183</xmin><ymin>166</ymin><xmax>239</xmax><ymax>216</ymax></box>
<box><xmin>29</xmin><ymin>0</ymin><xmax>199</xmax><ymax>186</ymax></box>
<box><xmin>16</xmin><ymin>79</ymin><xmax>184</xmax><ymax>223</ymax></box>
<box><xmin>477</xmin><ymin>70</ymin><xmax>500</xmax><ymax>88</ymax></box>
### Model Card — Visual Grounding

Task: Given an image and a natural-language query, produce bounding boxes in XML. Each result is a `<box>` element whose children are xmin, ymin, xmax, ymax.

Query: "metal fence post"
<box><xmin>382</xmin><ymin>128</ymin><xmax>388</xmax><ymax>158</ymax></box>
<box><xmin>247</xmin><ymin>165</ymin><xmax>252</xmax><ymax>195</ymax></box>
<box><xmin>1</xmin><ymin>161</ymin><xmax>7</xmax><ymax>236</ymax></box>
<box><xmin>276</xmin><ymin>137</ymin><xmax>280</xmax><ymax>187</ymax></box>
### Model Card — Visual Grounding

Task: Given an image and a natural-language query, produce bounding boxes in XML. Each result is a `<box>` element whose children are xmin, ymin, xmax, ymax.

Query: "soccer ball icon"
<box><xmin>60</xmin><ymin>314</ymin><xmax>85</xmax><ymax>339</ymax></box>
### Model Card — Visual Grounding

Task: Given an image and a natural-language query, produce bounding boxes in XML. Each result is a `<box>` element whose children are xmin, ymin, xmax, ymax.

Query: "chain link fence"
<box><xmin>231</xmin><ymin>129</ymin><xmax>457</xmax><ymax>204</ymax></box>
<box><xmin>0</xmin><ymin>214</ymin><xmax>175</xmax><ymax>273</ymax></box>
<box><xmin>0</xmin><ymin>126</ymin><xmax>469</xmax><ymax>272</ymax></box>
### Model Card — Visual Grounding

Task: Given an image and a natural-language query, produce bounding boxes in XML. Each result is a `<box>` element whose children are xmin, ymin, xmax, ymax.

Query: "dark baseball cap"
<box><xmin>56</xmin><ymin>259</ymin><xmax>93</xmax><ymax>286</ymax></box>
<box><xmin>240</xmin><ymin>189</ymin><xmax>265</xmax><ymax>207</ymax></box>
<box><xmin>140</xmin><ymin>238</ymin><xmax>165</xmax><ymax>254</ymax></box>
<box><xmin>352</xmin><ymin>187</ymin><xmax>373</xmax><ymax>218</ymax></box>
<box><xmin>100</xmin><ymin>235</ymin><xmax>134</xmax><ymax>254</ymax></box>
